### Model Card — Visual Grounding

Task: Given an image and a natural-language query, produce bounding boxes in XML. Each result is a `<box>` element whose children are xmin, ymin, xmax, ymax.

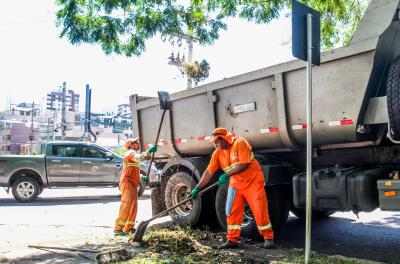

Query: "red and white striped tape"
<box><xmin>292</xmin><ymin>123</ymin><xmax>308</xmax><ymax>130</ymax></box>
<box><xmin>260</xmin><ymin>127</ymin><xmax>279</xmax><ymax>134</ymax></box>
<box><xmin>198</xmin><ymin>135</ymin><xmax>212</xmax><ymax>141</ymax></box>
<box><xmin>175</xmin><ymin>138</ymin><xmax>188</xmax><ymax>144</ymax></box>
<box><xmin>158</xmin><ymin>139</ymin><xmax>169</xmax><ymax>145</ymax></box>
<box><xmin>328</xmin><ymin>119</ymin><xmax>354</xmax><ymax>126</ymax></box>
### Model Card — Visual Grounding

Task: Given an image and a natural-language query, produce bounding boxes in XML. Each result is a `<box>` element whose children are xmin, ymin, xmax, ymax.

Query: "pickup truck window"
<box><xmin>51</xmin><ymin>145</ymin><xmax>78</xmax><ymax>157</ymax></box>
<box><xmin>82</xmin><ymin>146</ymin><xmax>107</xmax><ymax>159</ymax></box>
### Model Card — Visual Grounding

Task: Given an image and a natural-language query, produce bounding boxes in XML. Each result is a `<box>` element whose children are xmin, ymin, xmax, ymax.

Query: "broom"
<box><xmin>132</xmin><ymin>181</ymin><xmax>218</xmax><ymax>243</ymax></box>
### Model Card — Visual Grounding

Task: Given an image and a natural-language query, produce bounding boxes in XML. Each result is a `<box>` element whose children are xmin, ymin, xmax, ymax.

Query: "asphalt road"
<box><xmin>280</xmin><ymin>210</ymin><xmax>400</xmax><ymax>263</ymax></box>
<box><xmin>1</xmin><ymin>187</ymin><xmax>399</xmax><ymax>263</ymax></box>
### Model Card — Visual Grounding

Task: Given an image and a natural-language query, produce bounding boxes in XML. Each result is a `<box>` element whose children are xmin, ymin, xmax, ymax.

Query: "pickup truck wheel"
<box><xmin>165</xmin><ymin>172</ymin><xmax>204</xmax><ymax>226</ymax></box>
<box><xmin>215</xmin><ymin>183</ymin><xmax>258</xmax><ymax>238</ymax></box>
<box><xmin>387</xmin><ymin>55</ymin><xmax>400</xmax><ymax>139</ymax></box>
<box><xmin>12</xmin><ymin>177</ymin><xmax>40</xmax><ymax>202</ymax></box>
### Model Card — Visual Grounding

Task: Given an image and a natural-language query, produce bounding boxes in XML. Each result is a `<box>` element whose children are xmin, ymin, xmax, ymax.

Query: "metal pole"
<box><xmin>53</xmin><ymin>110</ymin><xmax>56</xmax><ymax>141</ymax></box>
<box><xmin>61</xmin><ymin>81</ymin><xmax>66</xmax><ymax>140</ymax></box>
<box><xmin>305</xmin><ymin>13</ymin><xmax>313</xmax><ymax>264</ymax></box>
<box><xmin>186</xmin><ymin>38</ymin><xmax>193</xmax><ymax>89</ymax></box>
<box><xmin>30</xmin><ymin>101</ymin><xmax>35</xmax><ymax>154</ymax></box>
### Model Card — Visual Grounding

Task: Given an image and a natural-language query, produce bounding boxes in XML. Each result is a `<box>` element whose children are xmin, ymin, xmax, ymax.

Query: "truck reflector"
<box><xmin>384</xmin><ymin>190</ymin><xmax>397</xmax><ymax>197</ymax></box>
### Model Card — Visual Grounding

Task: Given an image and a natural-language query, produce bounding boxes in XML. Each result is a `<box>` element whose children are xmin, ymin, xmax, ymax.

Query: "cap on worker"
<box><xmin>124</xmin><ymin>137</ymin><xmax>140</xmax><ymax>149</ymax></box>
<box><xmin>210</xmin><ymin>127</ymin><xmax>234</xmax><ymax>144</ymax></box>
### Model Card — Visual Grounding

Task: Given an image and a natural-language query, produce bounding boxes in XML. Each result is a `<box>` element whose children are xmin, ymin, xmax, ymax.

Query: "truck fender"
<box><xmin>8</xmin><ymin>168</ymin><xmax>44</xmax><ymax>187</ymax></box>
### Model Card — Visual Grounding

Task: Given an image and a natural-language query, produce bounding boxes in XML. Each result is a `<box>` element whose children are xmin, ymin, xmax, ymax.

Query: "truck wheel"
<box><xmin>387</xmin><ymin>56</ymin><xmax>400</xmax><ymax>139</ymax></box>
<box><xmin>165</xmin><ymin>172</ymin><xmax>203</xmax><ymax>226</ymax></box>
<box><xmin>265</xmin><ymin>185</ymin><xmax>290</xmax><ymax>239</ymax></box>
<box><xmin>215</xmin><ymin>184</ymin><xmax>290</xmax><ymax>240</ymax></box>
<box><xmin>215</xmin><ymin>184</ymin><xmax>259</xmax><ymax>238</ymax></box>
<box><xmin>138</xmin><ymin>169</ymin><xmax>147</xmax><ymax>197</ymax></box>
<box><xmin>12</xmin><ymin>177</ymin><xmax>40</xmax><ymax>202</ymax></box>
<box><xmin>151</xmin><ymin>187</ymin><xmax>166</xmax><ymax>216</ymax></box>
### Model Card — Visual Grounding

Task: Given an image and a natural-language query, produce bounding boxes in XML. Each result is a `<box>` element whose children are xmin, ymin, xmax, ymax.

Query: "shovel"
<box><xmin>132</xmin><ymin>181</ymin><xmax>219</xmax><ymax>242</ymax></box>
<box><xmin>144</xmin><ymin>91</ymin><xmax>172</xmax><ymax>180</ymax></box>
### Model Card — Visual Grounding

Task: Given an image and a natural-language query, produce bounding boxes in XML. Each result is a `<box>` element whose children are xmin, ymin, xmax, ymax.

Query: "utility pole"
<box><xmin>29</xmin><ymin>102</ymin><xmax>35</xmax><ymax>154</ymax></box>
<box><xmin>186</xmin><ymin>37</ymin><xmax>193</xmax><ymax>89</ymax></box>
<box><xmin>53</xmin><ymin>109</ymin><xmax>57</xmax><ymax>141</ymax></box>
<box><xmin>47</xmin><ymin>117</ymin><xmax>50</xmax><ymax>142</ymax></box>
<box><xmin>61</xmin><ymin>81</ymin><xmax>67</xmax><ymax>140</ymax></box>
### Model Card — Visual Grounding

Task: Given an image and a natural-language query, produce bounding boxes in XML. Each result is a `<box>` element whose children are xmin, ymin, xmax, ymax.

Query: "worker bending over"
<box><xmin>114</xmin><ymin>137</ymin><xmax>157</xmax><ymax>236</ymax></box>
<box><xmin>190</xmin><ymin>128</ymin><xmax>274</xmax><ymax>249</ymax></box>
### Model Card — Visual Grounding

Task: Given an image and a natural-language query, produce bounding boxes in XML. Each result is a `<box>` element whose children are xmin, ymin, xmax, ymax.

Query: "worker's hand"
<box><xmin>147</xmin><ymin>145</ymin><xmax>158</xmax><ymax>154</ymax></box>
<box><xmin>141</xmin><ymin>175</ymin><xmax>149</xmax><ymax>182</ymax></box>
<box><xmin>218</xmin><ymin>173</ymin><xmax>229</xmax><ymax>186</ymax></box>
<box><xmin>189</xmin><ymin>186</ymin><xmax>200</xmax><ymax>200</ymax></box>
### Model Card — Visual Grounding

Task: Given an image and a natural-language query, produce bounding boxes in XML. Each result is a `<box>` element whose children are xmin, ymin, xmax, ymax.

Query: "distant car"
<box><xmin>0</xmin><ymin>141</ymin><xmax>147</xmax><ymax>202</ymax></box>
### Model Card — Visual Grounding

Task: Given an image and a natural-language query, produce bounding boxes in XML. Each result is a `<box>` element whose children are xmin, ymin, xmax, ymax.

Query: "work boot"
<box><xmin>123</xmin><ymin>228</ymin><xmax>136</xmax><ymax>236</ymax></box>
<box><xmin>263</xmin><ymin>239</ymin><xmax>274</xmax><ymax>249</ymax></box>
<box><xmin>218</xmin><ymin>240</ymin><xmax>239</xmax><ymax>249</ymax></box>
<box><xmin>114</xmin><ymin>230</ymin><xmax>126</xmax><ymax>236</ymax></box>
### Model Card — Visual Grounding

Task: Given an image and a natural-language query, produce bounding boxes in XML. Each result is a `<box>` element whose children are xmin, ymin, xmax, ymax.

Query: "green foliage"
<box><xmin>56</xmin><ymin>0</ymin><xmax>370</xmax><ymax>56</ymax></box>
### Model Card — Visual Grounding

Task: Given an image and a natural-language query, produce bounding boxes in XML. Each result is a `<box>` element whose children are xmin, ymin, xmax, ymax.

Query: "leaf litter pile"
<box><xmin>122</xmin><ymin>224</ymin><xmax>266</xmax><ymax>264</ymax></box>
<box><xmin>113</xmin><ymin>224</ymin><xmax>363</xmax><ymax>264</ymax></box>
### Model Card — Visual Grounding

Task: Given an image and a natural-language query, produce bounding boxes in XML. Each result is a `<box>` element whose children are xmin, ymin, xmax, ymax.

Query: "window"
<box><xmin>51</xmin><ymin>145</ymin><xmax>78</xmax><ymax>157</ymax></box>
<box><xmin>82</xmin><ymin>146</ymin><xmax>106</xmax><ymax>159</ymax></box>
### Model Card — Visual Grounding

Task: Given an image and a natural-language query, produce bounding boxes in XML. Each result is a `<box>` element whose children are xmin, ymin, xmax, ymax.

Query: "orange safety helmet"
<box><xmin>210</xmin><ymin>127</ymin><xmax>234</xmax><ymax>144</ymax></box>
<box><xmin>124</xmin><ymin>137</ymin><xmax>140</xmax><ymax>149</ymax></box>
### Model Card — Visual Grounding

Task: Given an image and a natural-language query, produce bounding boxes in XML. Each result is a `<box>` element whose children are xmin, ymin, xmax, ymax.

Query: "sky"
<box><xmin>0</xmin><ymin>0</ymin><xmax>294</xmax><ymax>114</ymax></box>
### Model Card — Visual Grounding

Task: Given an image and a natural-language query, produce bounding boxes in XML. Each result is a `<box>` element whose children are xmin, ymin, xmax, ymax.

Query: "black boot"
<box><xmin>218</xmin><ymin>240</ymin><xmax>239</xmax><ymax>249</ymax></box>
<box><xmin>263</xmin><ymin>239</ymin><xmax>274</xmax><ymax>249</ymax></box>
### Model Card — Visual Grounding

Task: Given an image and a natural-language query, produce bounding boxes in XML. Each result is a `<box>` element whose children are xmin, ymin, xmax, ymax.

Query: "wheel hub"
<box><xmin>172</xmin><ymin>183</ymin><xmax>193</xmax><ymax>216</ymax></box>
<box><xmin>16</xmin><ymin>182</ymin><xmax>34</xmax><ymax>199</ymax></box>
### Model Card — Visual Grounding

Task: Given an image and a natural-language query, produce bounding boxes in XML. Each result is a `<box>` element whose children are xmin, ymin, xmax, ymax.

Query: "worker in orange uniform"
<box><xmin>189</xmin><ymin>128</ymin><xmax>274</xmax><ymax>249</ymax></box>
<box><xmin>114</xmin><ymin>137</ymin><xmax>157</xmax><ymax>236</ymax></box>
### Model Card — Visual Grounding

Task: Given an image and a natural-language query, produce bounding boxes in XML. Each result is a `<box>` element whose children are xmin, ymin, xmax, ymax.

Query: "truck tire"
<box><xmin>387</xmin><ymin>55</ymin><xmax>400</xmax><ymax>139</ymax></box>
<box><xmin>12</xmin><ymin>177</ymin><xmax>40</xmax><ymax>202</ymax></box>
<box><xmin>138</xmin><ymin>169</ymin><xmax>147</xmax><ymax>197</ymax></box>
<box><xmin>165</xmin><ymin>172</ymin><xmax>204</xmax><ymax>226</ymax></box>
<box><xmin>151</xmin><ymin>187</ymin><xmax>166</xmax><ymax>216</ymax></box>
<box><xmin>215</xmin><ymin>184</ymin><xmax>290</xmax><ymax>240</ymax></box>
<box><xmin>215</xmin><ymin>184</ymin><xmax>258</xmax><ymax>238</ymax></box>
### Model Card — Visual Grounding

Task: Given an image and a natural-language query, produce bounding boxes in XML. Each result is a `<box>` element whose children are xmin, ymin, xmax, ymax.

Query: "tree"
<box><xmin>56</xmin><ymin>0</ymin><xmax>370</xmax><ymax>55</ymax></box>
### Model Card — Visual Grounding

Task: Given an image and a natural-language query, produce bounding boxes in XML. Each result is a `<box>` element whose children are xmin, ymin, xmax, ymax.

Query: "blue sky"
<box><xmin>0</xmin><ymin>0</ymin><xmax>294</xmax><ymax>113</ymax></box>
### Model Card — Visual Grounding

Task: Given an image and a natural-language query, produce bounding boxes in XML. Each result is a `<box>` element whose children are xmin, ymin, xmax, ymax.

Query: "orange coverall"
<box><xmin>114</xmin><ymin>149</ymin><xmax>142</xmax><ymax>233</ymax></box>
<box><xmin>207</xmin><ymin>137</ymin><xmax>274</xmax><ymax>243</ymax></box>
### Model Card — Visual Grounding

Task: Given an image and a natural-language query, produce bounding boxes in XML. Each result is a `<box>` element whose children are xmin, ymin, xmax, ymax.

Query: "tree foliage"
<box><xmin>56</xmin><ymin>0</ymin><xmax>370</xmax><ymax>57</ymax></box>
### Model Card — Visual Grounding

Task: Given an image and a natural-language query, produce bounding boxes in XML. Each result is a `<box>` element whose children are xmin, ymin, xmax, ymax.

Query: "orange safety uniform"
<box><xmin>206</xmin><ymin>136</ymin><xmax>274</xmax><ymax>243</ymax></box>
<box><xmin>114</xmin><ymin>149</ymin><xmax>141</xmax><ymax>233</ymax></box>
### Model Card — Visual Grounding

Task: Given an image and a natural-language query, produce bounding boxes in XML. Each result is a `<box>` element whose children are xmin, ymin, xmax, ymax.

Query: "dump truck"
<box><xmin>129</xmin><ymin>0</ymin><xmax>400</xmax><ymax>237</ymax></box>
